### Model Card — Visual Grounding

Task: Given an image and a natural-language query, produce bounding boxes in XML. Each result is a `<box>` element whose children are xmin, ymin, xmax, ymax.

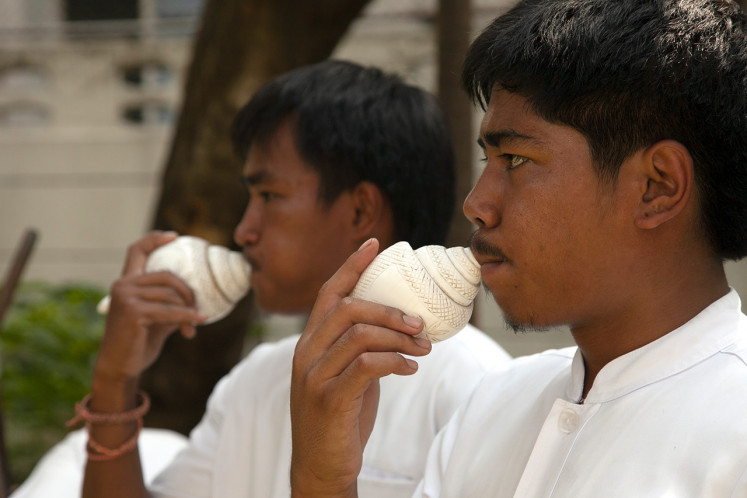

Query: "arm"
<box><xmin>289</xmin><ymin>239</ymin><xmax>432</xmax><ymax>498</ymax></box>
<box><xmin>81</xmin><ymin>231</ymin><xmax>207</xmax><ymax>498</ymax></box>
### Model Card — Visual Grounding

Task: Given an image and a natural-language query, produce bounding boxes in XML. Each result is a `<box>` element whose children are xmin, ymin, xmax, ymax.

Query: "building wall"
<box><xmin>0</xmin><ymin>39</ymin><xmax>189</xmax><ymax>287</ymax></box>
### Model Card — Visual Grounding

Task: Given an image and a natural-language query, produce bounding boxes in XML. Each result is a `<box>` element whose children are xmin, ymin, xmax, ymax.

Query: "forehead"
<box><xmin>242</xmin><ymin>122</ymin><xmax>319</xmax><ymax>185</ymax></box>
<box><xmin>480</xmin><ymin>90</ymin><xmax>548</xmax><ymax>138</ymax></box>
<box><xmin>480</xmin><ymin>90</ymin><xmax>591</xmax><ymax>154</ymax></box>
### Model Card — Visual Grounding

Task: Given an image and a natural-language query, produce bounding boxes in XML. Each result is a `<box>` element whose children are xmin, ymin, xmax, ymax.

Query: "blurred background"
<box><xmin>0</xmin><ymin>0</ymin><xmax>746</xmax><ymax>489</ymax></box>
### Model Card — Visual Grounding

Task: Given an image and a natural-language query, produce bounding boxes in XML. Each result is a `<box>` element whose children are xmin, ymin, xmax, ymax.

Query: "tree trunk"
<box><xmin>438</xmin><ymin>0</ymin><xmax>473</xmax><ymax>249</ymax></box>
<box><xmin>143</xmin><ymin>0</ymin><xmax>372</xmax><ymax>434</ymax></box>
<box><xmin>438</xmin><ymin>0</ymin><xmax>479</xmax><ymax>329</ymax></box>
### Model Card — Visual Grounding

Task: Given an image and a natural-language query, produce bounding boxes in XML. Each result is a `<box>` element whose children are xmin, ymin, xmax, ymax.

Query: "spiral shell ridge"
<box><xmin>350</xmin><ymin>241</ymin><xmax>481</xmax><ymax>342</ymax></box>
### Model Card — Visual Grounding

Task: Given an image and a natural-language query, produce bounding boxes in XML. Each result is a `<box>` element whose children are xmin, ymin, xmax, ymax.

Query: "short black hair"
<box><xmin>232</xmin><ymin>60</ymin><xmax>456</xmax><ymax>248</ymax></box>
<box><xmin>463</xmin><ymin>0</ymin><xmax>747</xmax><ymax>260</ymax></box>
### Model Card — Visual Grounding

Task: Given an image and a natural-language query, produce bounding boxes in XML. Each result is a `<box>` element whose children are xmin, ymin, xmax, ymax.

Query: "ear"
<box><xmin>349</xmin><ymin>181</ymin><xmax>387</xmax><ymax>240</ymax></box>
<box><xmin>634</xmin><ymin>140</ymin><xmax>694</xmax><ymax>230</ymax></box>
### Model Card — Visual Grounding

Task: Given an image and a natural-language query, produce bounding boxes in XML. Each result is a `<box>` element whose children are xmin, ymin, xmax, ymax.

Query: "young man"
<box><xmin>75</xmin><ymin>60</ymin><xmax>509</xmax><ymax>498</ymax></box>
<box><xmin>289</xmin><ymin>1</ymin><xmax>747</xmax><ymax>496</ymax></box>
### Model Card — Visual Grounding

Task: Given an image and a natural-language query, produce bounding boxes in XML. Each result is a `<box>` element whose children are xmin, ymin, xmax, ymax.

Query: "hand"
<box><xmin>93</xmin><ymin>231</ymin><xmax>208</xmax><ymax>386</ymax></box>
<box><xmin>290</xmin><ymin>238</ymin><xmax>432</xmax><ymax>498</ymax></box>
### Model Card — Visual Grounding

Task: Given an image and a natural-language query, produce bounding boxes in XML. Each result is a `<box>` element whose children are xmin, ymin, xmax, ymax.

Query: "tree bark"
<box><xmin>143</xmin><ymin>0</ymin><xmax>372</xmax><ymax>434</ymax></box>
<box><xmin>437</xmin><ymin>0</ymin><xmax>473</xmax><ymax>249</ymax></box>
<box><xmin>438</xmin><ymin>0</ymin><xmax>479</xmax><ymax>329</ymax></box>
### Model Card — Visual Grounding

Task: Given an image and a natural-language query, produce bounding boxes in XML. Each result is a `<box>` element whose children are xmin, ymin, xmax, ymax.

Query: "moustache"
<box><xmin>468</xmin><ymin>231</ymin><xmax>508</xmax><ymax>262</ymax></box>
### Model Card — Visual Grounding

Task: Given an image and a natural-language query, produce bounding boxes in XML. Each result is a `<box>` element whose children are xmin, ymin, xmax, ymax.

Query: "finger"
<box><xmin>301</xmin><ymin>297</ymin><xmax>424</xmax><ymax>360</ymax></box>
<box><xmin>331</xmin><ymin>351</ymin><xmax>420</xmax><ymax>397</ymax></box>
<box><xmin>131</xmin><ymin>271</ymin><xmax>197</xmax><ymax>308</ymax></box>
<box><xmin>315</xmin><ymin>323</ymin><xmax>431</xmax><ymax>379</ymax></box>
<box><xmin>121</xmin><ymin>231</ymin><xmax>179</xmax><ymax>277</ymax></box>
<box><xmin>306</xmin><ymin>238</ymin><xmax>379</xmax><ymax>328</ymax></box>
<box><xmin>179</xmin><ymin>323</ymin><xmax>197</xmax><ymax>339</ymax></box>
<box><xmin>124</xmin><ymin>300</ymin><xmax>206</xmax><ymax>327</ymax></box>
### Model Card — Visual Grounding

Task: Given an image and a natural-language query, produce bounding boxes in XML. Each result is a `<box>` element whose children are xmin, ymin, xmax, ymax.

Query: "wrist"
<box><xmin>66</xmin><ymin>390</ymin><xmax>150</xmax><ymax>462</ymax></box>
<box><xmin>290</xmin><ymin>473</ymin><xmax>357</xmax><ymax>498</ymax></box>
<box><xmin>90</xmin><ymin>373</ymin><xmax>140</xmax><ymax>412</ymax></box>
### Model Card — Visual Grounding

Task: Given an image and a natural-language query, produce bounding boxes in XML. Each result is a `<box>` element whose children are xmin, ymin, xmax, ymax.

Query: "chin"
<box><xmin>253</xmin><ymin>293</ymin><xmax>311</xmax><ymax>316</ymax></box>
<box><xmin>497</xmin><ymin>297</ymin><xmax>553</xmax><ymax>334</ymax></box>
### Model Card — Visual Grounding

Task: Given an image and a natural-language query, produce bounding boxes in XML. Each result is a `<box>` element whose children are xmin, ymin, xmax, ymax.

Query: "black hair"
<box><xmin>231</xmin><ymin>59</ymin><xmax>456</xmax><ymax>248</ymax></box>
<box><xmin>463</xmin><ymin>0</ymin><xmax>747</xmax><ymax>260</ymax></box>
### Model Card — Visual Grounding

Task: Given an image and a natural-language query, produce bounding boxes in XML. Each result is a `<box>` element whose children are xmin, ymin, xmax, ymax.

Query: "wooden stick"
<box><xmin>0</xmin><ymin>229</ymin><xmax>39</xmax><ymax>497</ymax></box>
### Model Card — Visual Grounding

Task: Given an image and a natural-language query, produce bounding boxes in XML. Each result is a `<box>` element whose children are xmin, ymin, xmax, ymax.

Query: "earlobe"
<box><xmin>634</xmin><ymin>140</ymin><xmax>694</xmax><ymax>230</ymax></box>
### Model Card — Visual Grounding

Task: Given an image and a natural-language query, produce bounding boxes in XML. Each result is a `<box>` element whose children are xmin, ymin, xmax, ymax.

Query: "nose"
<box><xmin>463</xmin><ymin>165</ymin><xmax>502</xmax><ymax>229</ymax></box>
<box><xmin>233</xmin><ymin>198</ymin><xmax>261</xmax><ymax>247</ymax></box>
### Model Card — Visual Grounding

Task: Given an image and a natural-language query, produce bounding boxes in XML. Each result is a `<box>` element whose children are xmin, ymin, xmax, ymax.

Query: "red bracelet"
<box><xmin>66</xmin><ymin>391</ymin><xmax>150</xmax><ymax>462</ymax></box>
<box><xmin>66</xmin><ymin>391</ymin><xmax>150</xmax><ymax>427</ymax></box>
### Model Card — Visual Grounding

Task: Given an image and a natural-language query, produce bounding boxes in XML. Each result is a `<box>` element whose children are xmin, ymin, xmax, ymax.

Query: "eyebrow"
<box><xmin>241</xmin><ymin>169</ymin><xmax>275</xmax><ymax>187</ymax></box>
<box><xmin>477</xmin><ymin>129</ymin><xmax>546</xmax><ymax>150</ymax></box>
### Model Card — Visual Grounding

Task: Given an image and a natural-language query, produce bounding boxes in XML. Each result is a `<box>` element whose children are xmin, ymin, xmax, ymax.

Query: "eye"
<box><xmin>260</xmin><ymin>191</ymin><xmax>277</xmax><ymax>202</ymax></box>
<box><xmin>504</xmin><ymin>154</ymin><xmax>528</xmax><ymax>170</ymax></box>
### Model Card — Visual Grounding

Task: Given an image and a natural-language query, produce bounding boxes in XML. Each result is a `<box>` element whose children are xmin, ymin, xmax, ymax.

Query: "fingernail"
<box><xmin>403</xmin><ymin>314</ymin><xmax>422</xmax><ymax>328</ymax></box>
<box><xmin>405</xmin><ymin>359</ymin><xmax>418</xmax><ymax>371</ymax></box>
<box><xmin>414</xmin><ymin>337</ymin><xmax>431</xmax><ymax>349</ymax></box>
<box><xmin>359</xmin><ymin>238</ymin><xmax>376</xmax><ymax>251</ymax></box>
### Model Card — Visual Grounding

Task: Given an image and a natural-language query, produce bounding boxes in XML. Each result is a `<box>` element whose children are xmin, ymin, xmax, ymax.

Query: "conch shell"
<box><xmin>349</xmin><ymin>241</ymin><xmax>481</xmax><ymax>343</ymax></box>
<box><xmin>97</xmin><ymin>235</ymin><xmax>251</xmax><ymax>324</ymax></box>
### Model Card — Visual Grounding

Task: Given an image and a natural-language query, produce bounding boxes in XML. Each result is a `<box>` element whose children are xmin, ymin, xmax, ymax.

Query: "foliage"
<box><xmin>0</xmin><ymin>281</ymin><xmax>106</xmax><ymax>485</ymax></box>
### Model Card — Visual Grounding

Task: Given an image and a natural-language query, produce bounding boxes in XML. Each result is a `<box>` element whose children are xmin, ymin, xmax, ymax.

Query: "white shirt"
<box><xmin>150</xmin><ymin>324</ymin><xmax>510</xmax><ymax>498</ymax></box>
<box><xmin>9</xmin><ymin>429</ymin><xmax>188</xmax><ymax>498</ymax></box>
<box><xmin>416</xmin><ymin>290</ymin><xmax>747</xmax><ymax>497</ymax></box>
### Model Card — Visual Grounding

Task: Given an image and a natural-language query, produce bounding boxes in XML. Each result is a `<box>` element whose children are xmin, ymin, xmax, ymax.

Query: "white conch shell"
<box><xmin>349</xmin><ymin>241</ymin><xmax>481</xmax><ymax>343</ymax></box>
<box><xmin>97</xmin><ymin>235</ymin><xmax>251</xmax><ymax>324</ymax></box>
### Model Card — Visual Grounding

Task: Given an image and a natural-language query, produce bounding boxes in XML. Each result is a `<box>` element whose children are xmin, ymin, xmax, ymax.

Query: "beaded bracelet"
<box><xmin>66</xmin><ymin>391</ymin><xmax>150</xmax><ymax>462</ymax></box>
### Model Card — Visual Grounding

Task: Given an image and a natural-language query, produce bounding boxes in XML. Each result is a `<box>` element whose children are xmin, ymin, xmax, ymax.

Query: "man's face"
<box><xmin>465</xmin><ymin>90</ymin><xmax>637</xmax><ymax>333</ymax></box>
<box><xmin>233</xmin><ymin>121</ymin><xmax>358</xmax><ymax>314</ymax></box>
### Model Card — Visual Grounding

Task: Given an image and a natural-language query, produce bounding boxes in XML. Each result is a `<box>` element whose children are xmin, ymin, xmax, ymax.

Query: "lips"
<box><xmin>243</xmin><ymin>252</ymin><xmax>260</xmax><ymax>272</ymax></box>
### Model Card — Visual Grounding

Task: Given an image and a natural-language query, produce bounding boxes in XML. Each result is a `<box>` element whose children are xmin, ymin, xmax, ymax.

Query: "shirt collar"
<box><xmin>567</xmin><ymin>289</ymin><xmax>744</xmax><ymax>404</ymax></box>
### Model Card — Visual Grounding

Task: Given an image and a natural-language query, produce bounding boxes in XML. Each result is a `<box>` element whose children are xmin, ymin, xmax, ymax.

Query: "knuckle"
<box><xmin>347</xmin><ymin>323</ymin><xmax>367</xmax><ymax>341</ymax></box>
<box><xmin>291</xmin><ymin>346</ymin><xmax>307</xmax><ymax>373</ymax></box>
<box><xmin>125</xmin><ymin>241</ymin><xmax>140</xmax><ymax>258</ymax></box>
<box><xmin>337</xmin><ymin>296</ymin><xmax>355</xmax><ymax>313</ymax></box>
<box><xmin>354</xmin><ymin>351</ymin><xmax>375</xmax><ymax>371</ymax></box>
<box><xmin>387</xmin><ymin>305</ymin><xmax>404</xmax><ymax>321</ymax></box>
<box><xmin>318</xmin><ymin>280</ymin><xmax>334</xmax><ymax>297</ymax></box>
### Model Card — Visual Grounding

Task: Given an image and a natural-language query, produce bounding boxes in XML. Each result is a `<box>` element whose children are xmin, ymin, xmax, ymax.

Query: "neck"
<box><xmin>573</xmin><ymin>256</ymin><xmax>729</xmax><ymax>398</ymax></box>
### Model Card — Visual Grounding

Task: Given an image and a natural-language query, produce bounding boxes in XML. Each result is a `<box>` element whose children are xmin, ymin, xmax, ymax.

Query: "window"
<box><xmin>121</xmin><ymin>61</ymin><xmax>172</xmax><ymax>88</ymax></box>
<box><xmin>0</xmin><ymin>102</ymin><xmax>51</xmax><ymax>126</ymax></box>
<box><xmin>157</xmin><ymin>0</ymin><xmax>205</xmax><ymax>18</ymax></box>
<box><xmin>66</xmin><ymin>0</ymin><xmax>138</xmax><ymax>21</ymax></box>
<box><xmin>122</xmin><ymin>100</ymin><xmax>174</xmax><ymax>125</ymax></box>
<box><xmin>0</xmin><ymin>63</ymin><xmax>48</xmax><ymax>91</ymax></box>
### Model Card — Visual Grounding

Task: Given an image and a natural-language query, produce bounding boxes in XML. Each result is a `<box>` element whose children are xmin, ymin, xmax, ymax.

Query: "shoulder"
<box><xmin>425</xmin><ymin>324</ymin><xmax>512</xmax><ymax>372</ymax></box>
<box><xmin>720</xmin><ymin>311</ymin><xmax>747</xmax><ymax>364</ymax></box>
<box><xmin>467</xmin><ymin>346</ymin><xmax>576</xmax><ymax>406</ymax></box>
<box><xmin>232</xmin><ymin>334</ymin><xmax>299</xmax><ymax>376</ymax></box>
<box><xmin>206</xmin><ymin>334</ymin><xmax>299</xmax><ymax>408</ymax></box>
